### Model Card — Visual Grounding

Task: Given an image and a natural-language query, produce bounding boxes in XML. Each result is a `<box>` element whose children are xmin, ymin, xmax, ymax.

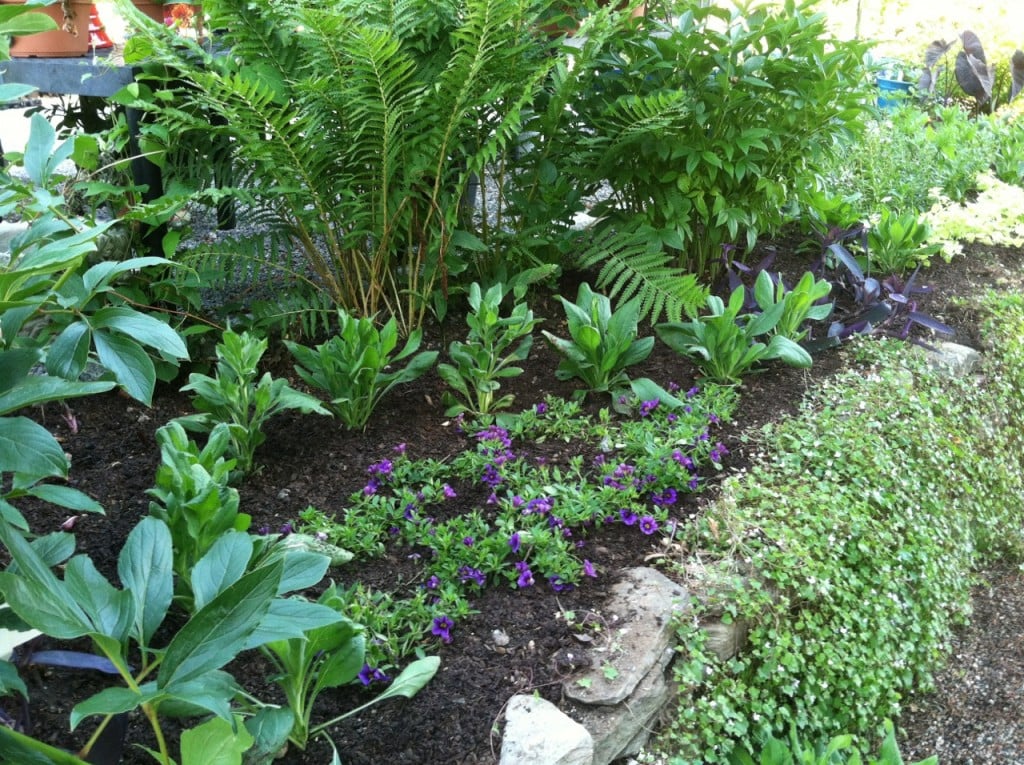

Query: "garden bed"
<box><xmin>10</xmin><ymin>230</ymin><xmax>1022</xmax><ymax>764</ymax></box>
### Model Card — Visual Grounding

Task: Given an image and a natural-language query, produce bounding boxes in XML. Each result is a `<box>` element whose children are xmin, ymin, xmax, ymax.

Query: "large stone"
<box><xmin>565</xmin><ymin>567</ymin><xmax>688</xmax><ymax>706</ymax></box>
<box><xmin>916</xmin><ymin>341</ymin><xmax>982</xmax><ymax>377</ymax></box>
<box><xmin>499</xmin><ymin>695</ymin><xmax>594</xmax><ymax>765</ymax></box>
<box><xmin>570</xmin><ymin>647</ymin><xmax>675</xmax><ymax>765</ymax></box>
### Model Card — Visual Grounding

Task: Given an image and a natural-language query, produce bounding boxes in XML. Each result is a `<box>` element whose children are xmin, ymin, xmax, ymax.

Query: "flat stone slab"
<box><xmin>499</xmin><ymin>695</ymin><xmax>594</xmax><ymax>765</ymax></box>
<box><xmin>565</xmin><ymin>567</ymin><xmax>689</xmax><ymax>706</ymax></box>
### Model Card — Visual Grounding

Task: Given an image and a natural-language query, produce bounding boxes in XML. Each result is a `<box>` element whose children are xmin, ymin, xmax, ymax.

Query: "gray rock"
<box><xmin>917</xmin><ymin>341</ymin><xmax>982</xmax><ymax>377</ymax></box>
<box><xmin>499</xmin><ymin>695</ymin><xmax>594</xmax><ymax>765</ymax></box>
<box><xmin>565</xmin><ymin>567</ymin><xmax>688</xmax><ymax>706</ymax></box>
<box><xmin>571</xmin><ymin>647</ymin><xmax>675</xmax><ymax>765</ymax></box>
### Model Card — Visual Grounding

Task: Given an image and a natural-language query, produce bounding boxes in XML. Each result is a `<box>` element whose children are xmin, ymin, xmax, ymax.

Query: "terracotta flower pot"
<box><xmin>132</xmin><ymin>0</ymin><xmax>164</xmax><ymax>23</ymax></box>
<box><xmin>1</xmin><ymin>0</ymin><xmax>93</xmax><ymax>58</ymax></box>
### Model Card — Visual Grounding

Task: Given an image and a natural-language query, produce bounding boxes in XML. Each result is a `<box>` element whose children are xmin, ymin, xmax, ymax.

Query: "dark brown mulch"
<box><xmin>7</xmin><ymin>233</ymin><xmax>1022</xmax><ymax>764</ymax></box>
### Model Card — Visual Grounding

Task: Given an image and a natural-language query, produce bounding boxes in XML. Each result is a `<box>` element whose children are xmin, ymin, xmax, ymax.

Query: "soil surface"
<box><xmin>7</xmin><ymin>232</ymin><xmax>1024</xmax><ymax>764</ymax></box>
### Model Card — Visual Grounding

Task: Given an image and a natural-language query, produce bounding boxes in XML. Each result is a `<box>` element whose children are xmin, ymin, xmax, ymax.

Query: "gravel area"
<box><xmin>898</xmin><ymin>563</ymin><xmax>1024</xmax><ymax>763</ymax></box>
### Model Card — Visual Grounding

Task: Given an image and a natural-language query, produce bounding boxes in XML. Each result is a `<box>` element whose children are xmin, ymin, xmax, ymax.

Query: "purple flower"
<box><xmin>425</xmin><ymin>575</ymin><xmax>441</xmax><ymax>590</ymax></box>
<box><xmin>583</xmin><ymin>559</ymin><xmax>597</xmax><ymax>578</ymax></box>
<box><xmin>404</xmin><ymin>503</ymin><xmax>418</xmax><ymax>521</ymax></box>
<box><xmin>432</xmin><ymin>615</ymin><xmax>454</xmax><ymax>643</ymax></box>
<box><xmin>639</xmin><ymin>516</ymin><xmax>659</xmax><ymax>535</ymax></box>
<box><xmin>481</xmin><ymin>464</ymin><xmax>503</xmax><ymax>488</ymax></box>
<box><xmin>525</xmin><ymin>497</ymin><xmax>553</xmax><ymax>516</ymax></box>
<box><xmin>667</xmin><ymin>413</ymin><xmax>678</xmax><ymax>423</ymax></box>
<box><xmin>388</xmin><ymin>526</ymin><xmax>400</xmax><ymax>536</ymax></box>
<box><xmin>515</xmin><ymin>561</ymin><xmax>534</xmax><ymax>588</ymax></box>
<box><xmin>459</xmin><ymin>566</ymin><xmax>486</xmax><ymax>587</ymax></box>
<box><xmin>686</xmin><ymin>386</ymin><xmax>699</xmax><ymax>399</ymax></box>
<box><xmin>257</xmin><ymin>524</ymin><xmax>270</xmax><ymax>536</ymax></box>
<box><xmin>619</xmin><ymin>508</ymin><xmax>638</xmax><ymax>526</ymax></box>
<box><xmin>709</xmin><ymin>413</ymin><xmax>720</xmax><ymax>425</ymax></box>
<box><xmin>710</xmin><ymin>442</ymin><xmax>730</xmax><ymax>462</ymax></box>
<box><xmin>511</xmin><ymin>495</ymin><xmax>524</xmax><ymax>509</ymax></box>
<box><xmin>688</xmin><ymin>477</ymin><xmax>700</xmax><ymax>490</ymax></box>
<box><xmin>363</xmin><ymin>478</ymin><xmax>380</xmax><ymax>496</ymax></box>
<box><xmin>667</xmin><ymin>381</ymin><xmax>680</xmax><ymax>392</ymax></box>
<box><xmin>393</xmin><ymin>443</ymin><xmax>407</xmax><ymax>454</ymax></box>
<box><xmin>463</xmin><ymin>536</ymin><xmax>475</xmax><ymax>546</ymax></box>
<box><xmin>535</xmin><ymin>402</ymin><xmax>548</xmax><ymax>415</ymax></box>
<box><xmin>367</xmin><ymin>459</ymin><xmax>393</xmax><ymax>478</ymax></box>
<box><xmin>358</xmin><ymin>663</ymin><xmax>389</xmax><ymax>686</ymax></box>
<box><xmin>672</xmin><ymin>449</ymin><xmax>695</xmax><ymax>470</ymax></box>
<box><xmin>442</xmin><ymin>483</ymin><xmax>457</xmax><ymax>499</ymax></box>
<box><xmin>279</xmin><ymin>522</ymin><xmax>294</xmax><ymax>536</ymax></box>
<box><xmin>639</xmin><ymin>399</ymin><xmax>660</xmax><ymax>417</ymax></box>
<box><xmin>548</xmin><ymin>575</ymin><xmax>574</xmax><ymax>593</ymax></box>
<box><xmin>509</xmin><ymin>532</ymin><xmax>521</xmax><ymax>554</ymax></box>
<box><xmin>651</xmin><ymin>488</ymin><xmax>678</xmax><ymax>507</ymax></box>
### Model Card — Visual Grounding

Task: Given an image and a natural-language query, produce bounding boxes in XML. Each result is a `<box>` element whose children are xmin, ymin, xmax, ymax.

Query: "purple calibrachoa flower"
<box><xmin>442</xmin><ymin>483</ymin><xmax>457</xmax><ymax>499</ymax></box>
<box><xmin>651</xmin><ymin>488</ymin><xmax>678</xmax><ymax>507</ymax></box>
<box><xmin>481</xmin><ymin>464</ymin><xmax>502</xmax><ymax>488</ymax></box>
<box><xmin>509</xmin><ymin>532</ymin><xmax>521</xmax><ymax>554</ymax></box>
<box><xmin>686</xmin><ymin>386</ymin><xmax>700</xmax><ymax>398</ymax></box>
<box><xmin>619</xmin><ymin>508</ymin><xmax>638</xmax><ymax>526</ymax></box>
<box><xmin>463</xmin><ymin>536</ymin><xmax>475</xmax><ymax>546</ymax></box>
<box><xmin>367</xmin><ymin>459</ymin><xmax>393</xmax><ymax>478</ymax></box>
<box><xmin>583</xmin><ymin>559</ymin><xmax>597</xmax><ymax>578</ymax></box>
<box><xmin>525</xmin><ymin>497</ymin><xmax>553</xmax><ymax>516</ymax></box>
<box><xmin>639</xmin><ymin>516</ymin><xmax>659</xmax><ymax>535</ymax></box>
<box><xmin>459</xmin><ymin>566</ymin><xmax>486</xmax><ymax>587</ymax></box>
<box><xmin>432</xmin><ymin>615</ymin><xmax>454</xmax><ymax>643</ymax></box>
<box><xmin>358</xmin><ymin>663</ymin><xmax>389</xmax><ymax>686</ymax></box>
<box><xmin>393</xmin><ymin>443</ymin><xmax>407</xmax><ymax>455</ymax></box>
<box><xmin>425</xmin><ymin>575</ymin><xmax>441</xmax><ymax>590</ymax></box>
<box><xmin>363</xmin><ymin>478</ymin><xmax>380</xmax><ymax>496</ymax></box>
<box><xmin>672</xmin><ymin>449</ymin><xmax>695</xmax><ymax>470</ymax></box>
<box><xmin>688</xmin><ymin>477</ymin><xmax>700</xmax><ymax>491</ymax></box>
<box><xmin>710</xmin><ymin>442</ymin><xmax>730</xmax><ymax>462</ymax></box>
<box><xmin>667</xmin><ymin>381</ymin><xmax>680</xmax><ymax>393</ymax></box>
<box><xmin>639</xmin><ymin>399</ymin><xmax>660</xmax><ymax>417</ymax></box>
<box><xmin>279</xmin><ymin>522</ymin><xmax>294</xmax><ymax>536</ymax></box>
<box><xmin>548</xmin><ymin>575</ymin><xmax>573</xmax><ymax>593</ymax></box>
<box><xmin>515</xmin><ymin>561</ymin><xmax>534</xmax><ymax>588</ymax></box>
<box><xmin>535</xmin><ymin>402</ymin><xmax>548</xmax><ymax>415</ymax></box>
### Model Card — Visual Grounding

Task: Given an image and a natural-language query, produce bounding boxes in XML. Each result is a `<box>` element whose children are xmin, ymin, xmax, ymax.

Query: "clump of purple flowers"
<box><xmin>515</xmin><ymin>561</ymin><xmax>534</xmax><ymax>587</ymax></box>
<box><xmin>459</xmin><ymin>566</ymin><xmax>486</xmax><ymax>587</ymax></box>
<box><xmin>363</xmin><ymin>458</ymin><xmax>395</xmax><ymax>495</ymax></box>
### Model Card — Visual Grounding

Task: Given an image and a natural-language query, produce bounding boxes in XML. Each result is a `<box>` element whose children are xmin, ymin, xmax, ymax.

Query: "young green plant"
<box><xmin>286</xmin><ymin>311</ymin><xmax>437</xmax><ymax>430</ymax></box>
<box><xmin>541</xmin><ymin>282</ymin><xmax>654</xmax><ymax>404</ymax></box>
<box><xmin>176</xmin><ymin>328</ymin><xmax>329</xmax><ymax>475</ymax></box>
<box><xmin>437</xmin><ymin>282</ymin><xmax>539</xmax><ymax>420</ymax></box>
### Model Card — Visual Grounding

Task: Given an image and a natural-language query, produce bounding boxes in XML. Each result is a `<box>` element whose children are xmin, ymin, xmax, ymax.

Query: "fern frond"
<box><xmin>574</xmin><ymin>228</ymin><xmax>708</xmax><ymax>323</ymax></box>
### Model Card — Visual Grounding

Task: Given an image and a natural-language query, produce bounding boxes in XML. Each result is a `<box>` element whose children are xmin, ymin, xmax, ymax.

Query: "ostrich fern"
<box><xmin>121</xmin><ymin>0</ymin><xmax>557</xmax><ymax>333</ymax></box>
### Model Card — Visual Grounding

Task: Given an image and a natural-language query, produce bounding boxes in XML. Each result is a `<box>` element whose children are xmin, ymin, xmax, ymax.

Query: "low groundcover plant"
<box><xmin>652</xmin><ymin>299</ymin><xmax>1024</xmax><ymax>763</ymax></box>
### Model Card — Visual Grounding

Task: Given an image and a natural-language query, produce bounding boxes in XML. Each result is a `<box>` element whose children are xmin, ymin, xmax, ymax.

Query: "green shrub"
<box><xmin>558</xmin><ymin>0</ymin><xmax>870</xmax><ymax>280</ymax></box>
<box><xmin>658</xmin><ymin>311</ymin><xmax>1024</xmax><ymax>762</ymax></box>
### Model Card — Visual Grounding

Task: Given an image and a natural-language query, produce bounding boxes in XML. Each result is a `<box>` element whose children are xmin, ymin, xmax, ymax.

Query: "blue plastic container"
<box><xmin>877</xmin><ymin>78</ymin><xmax>913</xmax><ymax>109</ymax></box>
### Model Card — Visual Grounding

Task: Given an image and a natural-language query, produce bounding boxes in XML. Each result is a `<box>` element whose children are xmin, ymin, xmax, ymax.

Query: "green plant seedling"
<box><xmin>541</xmin><ymin>282</ymin><xmax>654</xmax><ymax>405</ymax></box>
<box><xmin>177</xmin><ymin>329</ymin><xmax>329</xmax><ymax>475</ymax></box>
<box><xmin>865</xmin><ymin>209</ymin><xmax>942</xmax><ymax>275</ymax></box>
<box><xmin>752</xmin><ymin>269</ymin><xmax>833</xmax><ymax>342</ymax></box>
<box><xmin>656</xmin><ymin>284</ymin><xmax>812</xmax><ymax>384</ymax></box>
<box><xmin>286</xmin><ymin>311</ymin><xmax>437</xmax><ymax>431</ymax></box>
<box><xmin>437</xmin><ymin>282</ymin><xmax>539</xmax><ymax>419</ymax></box>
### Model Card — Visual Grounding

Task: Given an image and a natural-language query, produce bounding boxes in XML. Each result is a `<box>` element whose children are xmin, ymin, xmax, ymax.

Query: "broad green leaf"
<box><xmin>0</xmin><ymin>376</ymin><xmax>113</xmax><ymax>417</ymax></box>
<box><xmin>0</xmin><ymin>417</ymin><xmax>68</xmax><ymax>479</ymax></box>
<box><xmin>93</xmin><ymin>329</ymin><xmax>157</xmax><ymax>405</ymax></box>
<box><xmin>158</xmin><ymin>562</ymin><xmax>282</xmax><ymax>689</ymax></box>
<box><xmin>23</xmin><ymin>114</ymin><xmax>56</xmax><ymax>186</ymax></box>
<box><xmin>191</xmin><ymin>531</ymin><xmax>253</xmax><ymax>611</ymax></box>
<box><xmin>277</xmin><ymin>549</ymin><xmax>329</xmax><ymax>595</ymax></box>
<box><xmin>45</xmin><ymin>322</ymin><xmax>91</xmax><ymax>381</ymax></box>
<box><xmin>374</xmin><ymin>656</ymin><xmax>440</xmax><ymax>703</ymax></box>
<box><xmin>0</xmin><ymin>724</ymin><xmax>89</xmax><ymax>765</ymax></box>
<box><xmin>0</xmin><ymin>659</ymin><xmax>27</xmax><ymax>698</ymax></box>
<box><xmin>64</xmin><ymin>557</ymin><xmax>134</xmax><ymax>642</ymax></box>
<box><xmin>160</xmin><ymin>672</ymin><xmax>241</xmax><ymax>725</ymax></box>
<box><xmin>244</xmin><ymin>599</ymin><xmax>344</xmax><ymax>650</ymax></box>
<box><xmin>118</xmin><ymin>517</ymin><xmax>173</xmax><ymax>647</ymax></box>
<box><xmin>82</xmin><ymin>256</ymin><xmax>175</xmax><ymax>293</ymax></box>
<box><xmin>90</xmin><ymin>306</ymin><xmax>188</xmax><ymax>360</ymax></box>
<box><xmin>312</xmin><ymin>631</ymin><xmax>365</xmax><ymax>693</ymax></box>
<box><xmin>25</xmin><ymin>484</ymin><xmax>104</xmax><ymax>514</ymax></box>
<box><xmin>181</xmin><ymin>715</ymin><xmax>253</xmax><ymax>765</ymax></box>
<box><xmin>244</xmin><ymin>707</ymin><xmax>294</xmax><ymax>764</ymax></box>
<box><xmin>765</xmin><ymin>334</ymin><xmax>813</xmax><ymax>368</ymax></box>
<box><xmin>70</xmin><ymin>685</ymin><xmax>155</xmax><ymax>731</ymax></box>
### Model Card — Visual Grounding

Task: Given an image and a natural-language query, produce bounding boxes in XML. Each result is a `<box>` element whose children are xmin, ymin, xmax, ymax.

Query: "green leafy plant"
<box><xmin>285</xmin><ymin>311</ymin><xmax>438</xmax><ymax>431</ymax></box>
<box><xmin>437</xmin><ymin>282</ymin><xmax>540</xmax><ymax>419</ymax></box>
<box><xmin>554</xmin><ymin>0</ymin><xmax>869</xmax><ymax>280</ymax></box>
<box><xmin>256</xmin><ymin>582</ymin><xmax>439</xmax><ymax>752</ymax></box>
<box><xmin>541</xmin><ymin>282</ymin><xmax>654</xmax><ymax>401</ymax></box>
<box><xmin>864</xmin><ymin>209</ymin><xmax>942</xmax><ymax>275</ymax></box>
<box><xmin>146</xmin><ymin>421</ymin><xmax>250</xmax><ymax>604</ymax></box>
<box><xmin>0</xmin><ymin>518</ymin><xmax>342</xmax><ymax>765</ymax></box>
<box><xmin>176</xmin><ymin>328</ymin><xmax>329</xmax><ymax>475</ymax></box>
<box><xmin>656</xmin><ymin>286</ymin><xmax>813</xmax><ymax>384</ymax></box>
<box><xmin>752</xmin><ymin>270</ymin><xmax>833</xmax><ymax>343</ymax></box>
<box><xmin>729</xmin><ymin>720</ymin><xmax>937</xmax><ymax>765</ymax></box>
<box><xmin>119</xmin><ymin>0</ymin><xmax>560</xmax><ymax>333</ymax></box>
